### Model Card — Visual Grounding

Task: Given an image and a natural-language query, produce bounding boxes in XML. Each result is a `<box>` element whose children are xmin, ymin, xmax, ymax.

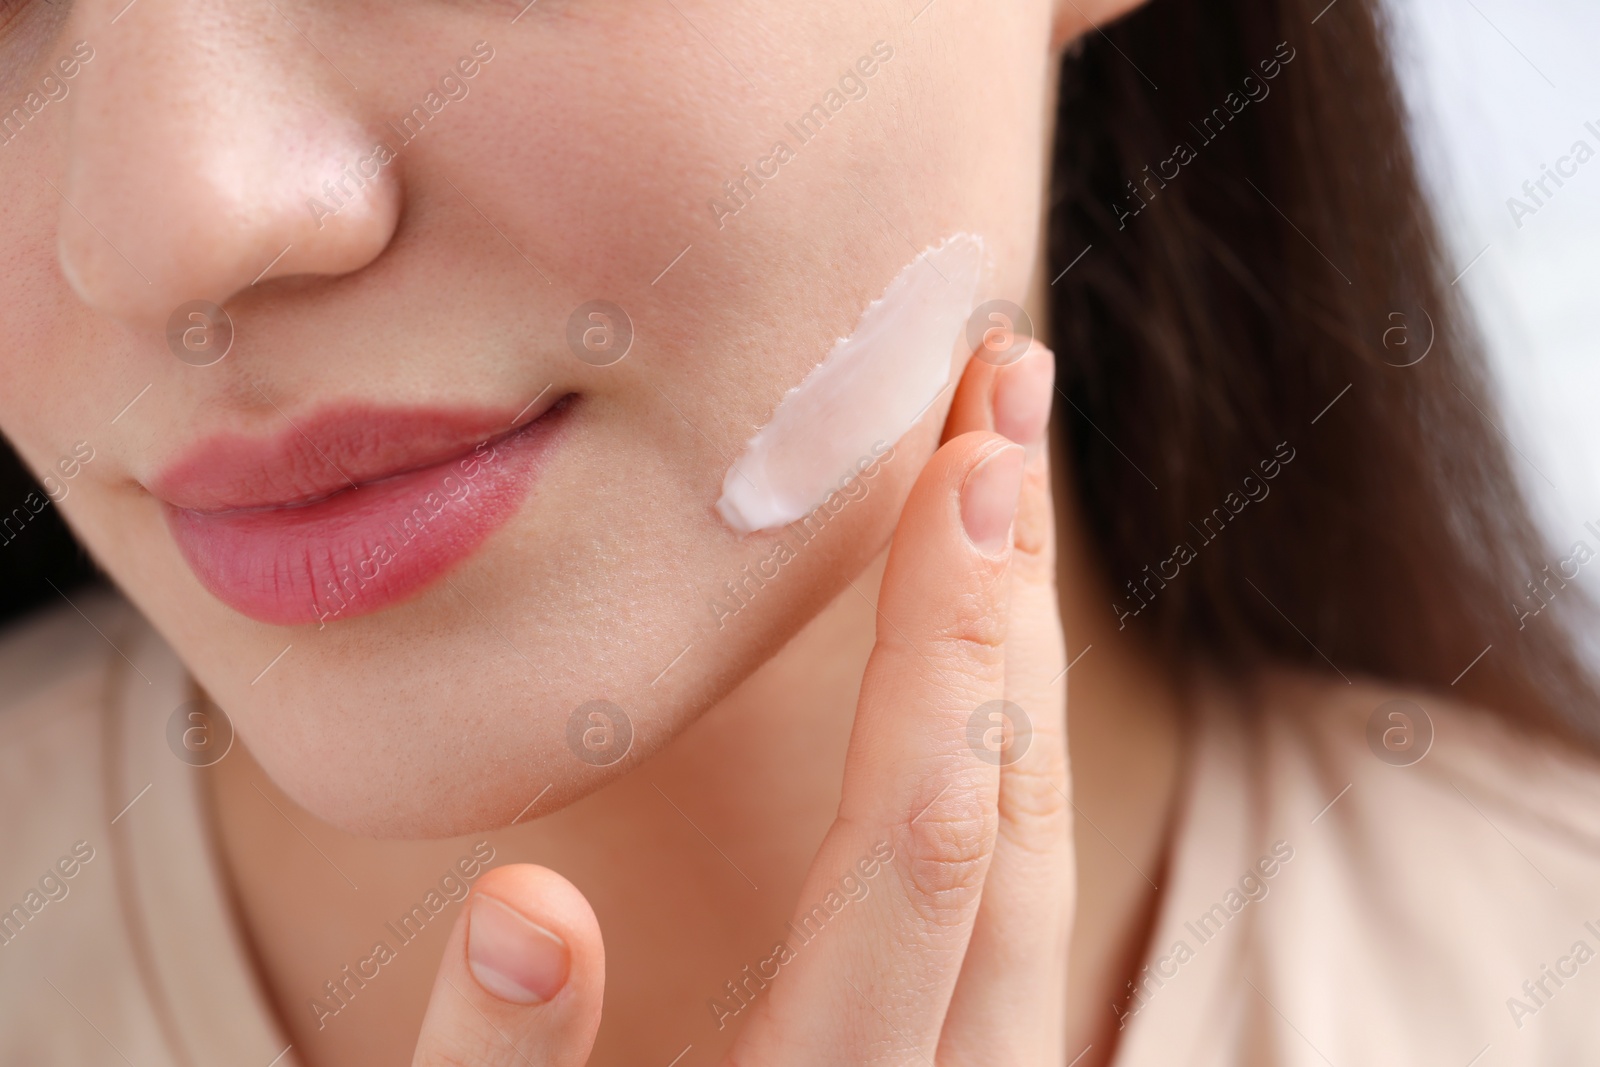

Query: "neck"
<box><xmin>206</xmin><ymin>473</ymin><xmax>1185</xmax><ymax>1067</ymax></box>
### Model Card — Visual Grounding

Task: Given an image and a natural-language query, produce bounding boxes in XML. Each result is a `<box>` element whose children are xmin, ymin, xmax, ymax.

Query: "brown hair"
<box><xmin>0</xmin><ymin>437</ymin><xmax>101</xmax><ymax>629</ymax></box>
<box><xmin>1049</xmin><ymin>0</ymin><xmax>1599</xmax><ymax>744</ymax></box>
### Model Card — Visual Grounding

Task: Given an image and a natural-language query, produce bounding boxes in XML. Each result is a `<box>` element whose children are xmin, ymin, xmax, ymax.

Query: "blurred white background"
<box><xmin>1393</xmin><ymin>0</ymin><xmax>1600</xmax><ymax>552</ymax></box>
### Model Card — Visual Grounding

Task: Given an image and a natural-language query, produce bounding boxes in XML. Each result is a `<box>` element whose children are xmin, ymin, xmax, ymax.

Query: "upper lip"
<box><xmin>148</xmin><ymin>395</ymin><xmax>563</xmax><ymax>513</ymax></box>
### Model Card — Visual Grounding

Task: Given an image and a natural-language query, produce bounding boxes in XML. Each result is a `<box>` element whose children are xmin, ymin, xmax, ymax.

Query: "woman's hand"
<box><xmin>409</xmin><ymin>341</ymin><xmax>1073</xmax><ymax>1066</ymax></box>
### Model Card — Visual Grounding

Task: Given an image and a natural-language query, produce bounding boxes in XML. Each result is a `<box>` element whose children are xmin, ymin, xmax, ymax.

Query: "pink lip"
<box><xmin>152</xmin><ymin>397</ymin><xmax>573</xmax><ymax>626</ymax></box>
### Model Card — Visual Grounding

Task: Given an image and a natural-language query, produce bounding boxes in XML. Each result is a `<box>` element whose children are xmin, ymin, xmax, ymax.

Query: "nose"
<box><xmin>56</xmin><ymin>0</ymin><xmax>402</xmax><ymax>330</ymax></box>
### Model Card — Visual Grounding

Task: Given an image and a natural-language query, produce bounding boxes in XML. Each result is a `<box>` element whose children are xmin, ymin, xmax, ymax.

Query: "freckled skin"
<box><xmin>0</xmin><ymin>0</ymin><xmax>1057</xmax><ymax>837</ymax></box>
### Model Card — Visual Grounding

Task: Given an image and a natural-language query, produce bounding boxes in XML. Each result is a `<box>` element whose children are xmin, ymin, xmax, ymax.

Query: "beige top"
<box><xmin>1115</xmin><ymin>673</ymin><xmax>1600</xmax><ymax>1067</ymax></box>
<box><xmin>2</xmin><ymin>595</ymin><xmax>1598</xmax><ymax>1065</ymax></box>
<box><xmin>0</xmin><ymin>593</ymin><xmax>298</xmax><ymax>1067</ymax></box>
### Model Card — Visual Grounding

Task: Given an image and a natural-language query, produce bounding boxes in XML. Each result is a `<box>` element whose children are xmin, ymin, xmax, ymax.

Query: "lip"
<box><xmin>153</xmin><ymin>396</ymin><xmax>573</xmax><ymax>626</ymax></box>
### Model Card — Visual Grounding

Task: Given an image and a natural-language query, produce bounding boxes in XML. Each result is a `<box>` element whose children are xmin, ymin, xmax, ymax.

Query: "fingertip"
<box><xmin>467</xmin><ymin>893</ymin><xmax>570</xmax><ymax>1005</ymax></box>
<box><xmin>992</xmin><ymin>342</ymin><xmax>1055</xmax><ymax>449</ymax></box>
<box><xmin>944</xmin><ymin>340</ymin><xmax>1056</xmax><ymax>448</ymax></box>
<box><xmin>414</xmin><ymin>864</ymin><xmax>604</xmax><ymax>1067</ymax></box>
<box><xmin>465</xmin><ymin>865</ymin><xmax>602</xmax><ymax>1005</ymax></box>
<box><xmin>960</xmin><ymin>443</ymin><xmax>1024</xmax><ymax>559</ymax></box>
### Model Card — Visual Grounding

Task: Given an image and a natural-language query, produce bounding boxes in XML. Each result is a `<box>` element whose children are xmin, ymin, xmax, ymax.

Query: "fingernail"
<box><xmin>992</xmin><ymin>344</ymin><xmax>1055</xmax><ymax>448</ymax></box>
<box><xmin>960</xmin><ymin>444</ymin><xmax>1024</xmax><ymax>558</ymax></box>
<box><xmin>467</xmin><ymin>893</ymin><xmax>570</xmax><ymax>1005</ymax></box>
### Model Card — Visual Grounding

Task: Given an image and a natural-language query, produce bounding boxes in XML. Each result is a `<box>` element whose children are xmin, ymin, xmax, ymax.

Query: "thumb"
<box><xmin>412</xmin><ymin>864</ymin><xmax>604</xmax><ymax>1067</ymax></box>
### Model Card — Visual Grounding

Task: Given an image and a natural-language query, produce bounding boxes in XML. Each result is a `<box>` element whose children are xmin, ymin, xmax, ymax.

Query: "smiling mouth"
<box><xmin>154</xmin><ymin>395</ymin><xmax>575</xmax><ymax>626</ymax></box>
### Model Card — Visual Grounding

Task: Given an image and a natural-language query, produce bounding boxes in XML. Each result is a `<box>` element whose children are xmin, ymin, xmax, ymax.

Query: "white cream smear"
<box><xmin>716</xmin><ymin>233</ymin><xmax>986</xmax><ymax>535</ymax></box>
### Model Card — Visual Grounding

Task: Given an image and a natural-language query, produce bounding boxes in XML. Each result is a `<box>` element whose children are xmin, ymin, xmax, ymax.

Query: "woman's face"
<box><xmin>1</xmin><ymin>0</ymin><xmax>1067</xmax><ymax>836</ymax></box>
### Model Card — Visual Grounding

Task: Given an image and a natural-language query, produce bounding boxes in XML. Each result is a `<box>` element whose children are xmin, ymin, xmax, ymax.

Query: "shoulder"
<box><xmin>0</xmin><ymin>594</ymin><xmax>297</xmax><ymax>1067</ymax></box>
<box><xmin>1083</xmin><ymin>672</ymin><xmax>1600</xmax><ymax>1064</ymax></box>
<box><xmin>1250</xmin><ymin>668</ymin><xmax>1600</xmax><ymax>858</ymax></box>
<box><xmin>0</xmin><ymin>587</ymin><xmax>142</xmax><ymax>704</ymax></box>
<box><xmin>1229</xmin><ymin>669</ymin><xmax>1600</xmax><ymax>1055</ymax></box>
<box><xmin>0</xmin><ymin>593</ymin><xmax>153</xmax><ymax>1061</ymax></box>
<box><xmin>0</xmin><ymin>588</ymin><xmax>142</xmax><ymax>815</ymax></box>
<box><xmin>0</xmin><ymin>591</ymin><xmax>141</xmax><ymax>921</ymax></box>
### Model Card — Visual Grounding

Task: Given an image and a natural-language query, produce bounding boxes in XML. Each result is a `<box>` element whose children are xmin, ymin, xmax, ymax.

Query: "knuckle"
<box><xmin>873</xmin><ymin>598</ymin><xmax>1006</xmax><ymax>690</ymax></box>
<box><xmin>413</xmin><ymin>1029</ymin><xmax>509</xmax><ymax>1067</ymax></box>
<box><xmin>1009</xmin><ymin>461</ymin><xmax>1057</xmax><ymax>585</ymax></box>
<box><xmin>416</xmin><ymin>1043</ymin><xmax>502</xmax><ymax>1067</ymax></box>
<box><xmin>893</xmin><ymin>782</ymin><xmax>997</xmax><ymax>928</ymax></box>
<box><xmin>926</xmin><ymin>587</ymin><xmax>1008</xmax><ymax>661</ymax></box>
<box><xmin>998</xmin><ymin>754</ymin><xmax>1073</xmax><ymax>855</ymax></box>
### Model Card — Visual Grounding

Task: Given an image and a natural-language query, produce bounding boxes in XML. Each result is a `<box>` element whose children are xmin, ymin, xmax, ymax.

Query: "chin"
<box><xmin>193</xmin><ymin>450</ymin><xmax>938</xmax><ymax>839</ymax></box>
<box><xmin>232</xmin><ymin>675</ymin><xmax>667</xmax><ymax>840</ymax></box>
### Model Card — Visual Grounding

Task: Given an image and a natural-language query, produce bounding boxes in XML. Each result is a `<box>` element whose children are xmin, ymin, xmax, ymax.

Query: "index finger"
<box><xmin>938</xmin><ymin>340</ymin><xmax>1075</xmax><ymax>1065</ymax></box>
<box><xmin>725</xmin><ymin>430</ymin><xmax>1023</xmax><ymax>1065</ymax></box>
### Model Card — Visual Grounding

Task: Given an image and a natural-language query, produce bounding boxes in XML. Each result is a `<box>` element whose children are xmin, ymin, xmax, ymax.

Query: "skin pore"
<box><xmin>205</xmin><ymin>342</ymin><xmax>1186</xmax><ymax>1067</ymax></box>
<box><xmin>3</xmin><ymin>0</ymin><xmax>1093</xmax><ymax>838</ymax></box>
<box><xmin>0</xmin><ymin>0</ymin><xmax>1185</xmax><ymax>1060</ymax></box>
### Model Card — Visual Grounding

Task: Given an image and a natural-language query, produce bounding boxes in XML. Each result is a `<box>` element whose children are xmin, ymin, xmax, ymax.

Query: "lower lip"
<box><xmin>164</xmin><ymin>405</ymin><xmax>569</xmax><ymax>626</ymax></box>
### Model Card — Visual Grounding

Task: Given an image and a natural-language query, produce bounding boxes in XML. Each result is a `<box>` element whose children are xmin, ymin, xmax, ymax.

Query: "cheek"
<box><xmin>218</xmin><ymin>11</ymin><xmax>1048</xmax><ymax>832</ymax></box>
<box><xmin>0</xmin><ymin>204</ymin><xmax>85</xmax><ymax>455</ymax></box>
<box><xmin>458</xmin><ymin>0</ymin><xmax>1049</xmax><ymax>355</ymax></box>
<box><xmin>0</xmin><ymin>150</ymin><xmax>171</xmax><ymax>498</ymax></box>
<box><xmin>0</xmin><ymin>0</ymin><xmax>1059</xmax><ymax>839</ymax></box>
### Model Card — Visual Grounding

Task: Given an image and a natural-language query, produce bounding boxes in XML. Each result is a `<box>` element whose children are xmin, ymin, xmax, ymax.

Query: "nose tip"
<box><xmin>55</xmin><ymin>4</ymin><xmax>402</xmax><ymax>332</ymax></box>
